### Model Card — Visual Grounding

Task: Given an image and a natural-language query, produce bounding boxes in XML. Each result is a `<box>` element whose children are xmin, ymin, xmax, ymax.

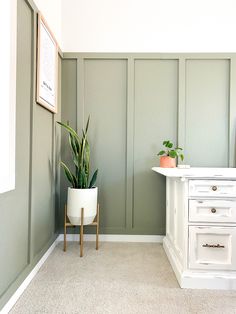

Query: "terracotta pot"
<box><xmin>160</xmin><ymin>156</ymin><xmax>176</xmax><ymax>168</ymax></box>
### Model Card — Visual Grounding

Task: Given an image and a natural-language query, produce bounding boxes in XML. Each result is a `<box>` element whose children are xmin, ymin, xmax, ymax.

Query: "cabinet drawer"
<box><xmin>189</xmin><ymin>180</ymin><xmax>236</xmax><ymax>197</ymax></box>
<box><xmin>189</xmin><ymin>226</ymin><xmax>236</xmax><ymax>270</ymax></box>
<box><xmin>189</xmin><ymin>199</ymin><xmax>236</xmax><ymax>223</ymax></box>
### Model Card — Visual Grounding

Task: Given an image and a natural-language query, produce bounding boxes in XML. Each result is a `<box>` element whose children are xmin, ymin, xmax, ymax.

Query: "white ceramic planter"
<box><xmin>67</xmin><ymin>187</ymin><xmax>98</xmax><ymax>225</ymax></box>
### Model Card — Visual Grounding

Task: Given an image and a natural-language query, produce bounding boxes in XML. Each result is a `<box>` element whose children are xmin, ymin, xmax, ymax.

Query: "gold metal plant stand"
<box><xmin>64</xmin><ymin>204</ymin><xmax>100</xmax><ymax>257</ymax></box>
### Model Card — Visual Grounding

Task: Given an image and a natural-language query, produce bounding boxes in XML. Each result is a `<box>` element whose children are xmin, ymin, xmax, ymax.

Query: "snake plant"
<box><xmin>57</xmin><ymin>116</ymin><xmax>98</xmax><ymax>189</ymax></box>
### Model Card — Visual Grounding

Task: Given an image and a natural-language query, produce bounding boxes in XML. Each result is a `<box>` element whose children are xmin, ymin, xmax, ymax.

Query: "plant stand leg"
<box><xmin>80</xmin><ymin>208</ymin><xmax>84</xmax><ymax>257</ymax></box>
<box><xmin>79</xmin><ymin>224</ymin><xmax>82</xmax><ymax>246</ymax></box>
<box><xmin>64</xmin><ymin>204</ymin><xmax>67</xmax><ymax>252</ymax></box>
<box><xmin>96</xmin><ymin>204</ymin><xmax>99</xmax><ymax>250</ymax></box>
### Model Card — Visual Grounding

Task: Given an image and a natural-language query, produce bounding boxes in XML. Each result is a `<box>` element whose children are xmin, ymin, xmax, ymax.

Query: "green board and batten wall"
<box><xmin>61</xmin><ymin>54</ymin><xmax>236</xmax><ymax>236</ymax></box>
<box><xmin>0</xmin><ymin>0</ymin><xmax>61</xmax><ymax>310</ymax></box>
<box><xmin>1</xmin><ymin>0</ymin><xmax>236</xmax><ymax>310</ymax></box>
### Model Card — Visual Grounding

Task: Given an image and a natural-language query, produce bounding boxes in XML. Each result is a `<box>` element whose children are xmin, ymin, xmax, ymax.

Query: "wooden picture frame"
<box><xmin>36</xmin><ymin>13</ymin><xmax>58</xmax><ymax>113</ymax></box>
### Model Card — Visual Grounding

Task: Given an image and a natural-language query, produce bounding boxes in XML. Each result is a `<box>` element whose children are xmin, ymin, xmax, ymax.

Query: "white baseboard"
<box><xmin>1</xmin><ymin>237</ymin><xmax>60</xmax><ymax>314</ymax></box>
<box><xmin>1</xmin><ymin>233</ymin><xmax>163</xmax><ymax>313</ymax></box>
<box><xmin>58</xmin><ymin>233</ymin><xmax>164</xmax><ymax>243</ymax></box>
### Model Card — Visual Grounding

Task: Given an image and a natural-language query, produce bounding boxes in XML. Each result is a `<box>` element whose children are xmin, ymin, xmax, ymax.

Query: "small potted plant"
<box><xmin>57</xmin><ymin>116</ymin><xmax>98</xmax><ymax>225</ymax></box>
<box><xmin>157</xmin><ymin>140</ymin><xmax>184</xmax><ymax>168</ymax></box>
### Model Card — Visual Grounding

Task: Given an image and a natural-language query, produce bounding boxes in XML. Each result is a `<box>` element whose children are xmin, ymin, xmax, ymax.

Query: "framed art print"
<box><xmin>36</xmin><ymin>13</ymin><xmax>58</xmax><ymax>113</ymax></box>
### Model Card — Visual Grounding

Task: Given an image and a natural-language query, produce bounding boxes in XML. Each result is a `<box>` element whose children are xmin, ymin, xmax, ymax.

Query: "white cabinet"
<box><xmin>189</xmin><ymin>199</ymin><xmax>236</xmax><ymax>223</ymax></box>
<box><xmin>152</xmin><ymin>167</ymin><xmax>236</xmax><ymax>290</ymax></box>
<box><xmin>189</xmin><ymin>180</ymin><xmax>236</xmax><ymax>198</ymax></box>
<box><xmin>189</xmin><ymin>226</ymin><xmax>236</xmax><ymax>270</ymax></box>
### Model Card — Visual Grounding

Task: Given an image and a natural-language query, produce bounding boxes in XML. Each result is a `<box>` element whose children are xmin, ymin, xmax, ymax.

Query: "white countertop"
<box><xmin>152</xmin><ymin>167</ymin><xmax>236</xmax><ymax>179</ymax></box>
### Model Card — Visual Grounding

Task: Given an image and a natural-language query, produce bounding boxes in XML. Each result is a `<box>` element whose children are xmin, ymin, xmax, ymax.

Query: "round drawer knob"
<box><xmin>211</xmin><ymin>208</ymin><xmax>216</xmax><ymax>213</ymax></box>
<box><xmin>212</xmin><ymin>186</ymin><xmax>217</xmax><ymax>191</ymax></box>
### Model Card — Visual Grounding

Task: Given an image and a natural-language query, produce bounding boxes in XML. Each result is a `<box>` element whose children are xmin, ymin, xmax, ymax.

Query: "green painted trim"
<box><xmin>58</xmin><ymin>48</ymin><xmax>63</xmax><ymax>58</ymax></box>
<box><xmin>28</xmin><ymin>8</ymin><xmax>37</xmax><ymax>265</ymax></box>
<box><xmin>25</xmin><ymin>0</ymin><xmax>38</xmax><ymax>11</ymax></box>
<box><xmin>177</xmin><ymin>58</ymin><xmax>186</xmax><ymax>152</ymax></box>
<box><xmin>98</xmin><ymin>227</ymin><xmax>166</xmax><ymax>235</ymax></box>
<box><xmin>51</xmin><ymin>115</ymin><xmax>56</xmax><ymax>235</ymax></box>
<box><xmin>229</xmin><ymin>57</ymin><xmax>236</xmax><ymax>167</ymax></box>
<box><xmin>126</xmin><ymin>57</ymin><xmax>135</xmax><ymax>229</ymax></box>
<box><xmin>63</xmin><ymin>52</ymin><xmax>236</xmax><ymax>60</ymax></box>
<box><xmin>60</xmin><ymin>226</ymin><xmax>165</xmax><ymax>235</ymax></box>
<box><xmin>77</xmin><ymin>58</ymin><xmax>83</xmax><ymax>129</ymax></box>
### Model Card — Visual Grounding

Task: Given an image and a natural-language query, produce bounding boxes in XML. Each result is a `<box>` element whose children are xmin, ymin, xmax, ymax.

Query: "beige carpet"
<box><xmin>10</xmin><ymin>242</ymin><xmax>236</xmax><ymax>314</ymax></box>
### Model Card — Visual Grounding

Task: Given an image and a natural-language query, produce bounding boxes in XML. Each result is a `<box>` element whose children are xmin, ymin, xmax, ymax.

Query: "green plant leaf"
<box><xmin>72</xmin><ymin>156</ymin><xmax>80</xmax><ymax>170</ymax></box>
<box><xmin>69</xmin><ymin>134</ymin><xmax>79</xmax><ymax>157</ymax></box>
<box><xmin>78</xmin><ymin>167</ymin><xmax>83</xmax><ymax>188</ymax></box>
<box><xmin>57</xmin><ymin>121</ymin><xmax>80</xmax><ymax>143</ymax></box>
<box><xmin>60</xmin><ymin>161</ymin><xmax>77</xmax><ymax>188</ymax></box>
<box><xmin>157</xmin><ymin>150</ymin><xmax>166</xmax><ymax>156</ymax></box>
<box><xmin>163</xmin><ymin>140</ymin><xmax>169</xmax><ymax>147</ymax></box>
<box><xmin>83</xmin><ymin>139</ymin><xmax>90</xmax><ymax>177</ymax></box>
<box><xmin>80</xmin><ymin>133</ymin><xmax>87</xmax><ymax>164</ymax></box>
<box><xmin>68</xmin><ymin>133</ymin><xmax>80</xmax><ymax>169</ymax></box>
<box><xmin>89</xmin><ymin>169</ymin><xmax>98</xmax><ymax>188</ymax></box>
<box><xmin>158</xmin><ymin>139</ymin><xmax>184</xmax><ymax>161</ymax></box>
<box><xmin>169</xmin><ymin>150</ymin><xmax>177</xmax><ymax>158</ymax></box>
<box><xmin>57</xmin><ymin>119</ymin><xmax>98</xmax><ymax>189</ymax></box>
<box><xmin>69</xmin><ymin>133</ymin><xmax>77</xmax><ymax>156</ymax></box>
<box><xmin>81</xmin><ymin>167</ymin><xmax>87</xmax><ymax>188</ymax></box>
<box><xmin>85</xmin><ymin>115</ymin><xmax>90</xmax><ymax>134</ymax></box>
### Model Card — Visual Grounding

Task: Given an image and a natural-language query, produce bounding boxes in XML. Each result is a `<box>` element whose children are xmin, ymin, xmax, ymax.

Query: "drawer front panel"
<box><xmin>189</xmin><ymin>226</ymin><xmax>236</xmax><ymax>270</ymax></box>
<box><xmin>189</xmin><ymin>180</ymin><xmax>236</xmax><ymax>197</ymax></box>
<box><xmin>189</xmin><ymin>199</ymin><xmax>236</xmax><ymax>223</ymax></box>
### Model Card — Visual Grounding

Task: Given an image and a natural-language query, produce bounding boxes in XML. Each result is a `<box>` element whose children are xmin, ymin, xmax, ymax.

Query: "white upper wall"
<box><xmin>33</xmin><ymin>0</ymin><xmax>236</xmax><ymax>52</ymax></box>
<box><xmin>61</xmin><ymin>0</ymin><xmax>236</xmax><ymax>52</ymax></box>
<box><xmin>34</xmin><ymin>0</ymin><xmax>62</xmax><ymax>47</ymax></box>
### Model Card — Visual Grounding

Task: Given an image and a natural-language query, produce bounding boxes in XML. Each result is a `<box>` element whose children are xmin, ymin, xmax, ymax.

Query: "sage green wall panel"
<box><xmin>133</xmin><ymin>59</ymin><xmax>178</xmax><ymax>234</ymax></box>
<box><xmin>0</xmin><ymin>0</ymin><xmax>61</xmax><ymax>310</ymax></box>
<box><xmin>0</xmin><ymin>0</ymin><xmax>31</xmax><ymax>297</ymax></box>
<box><xmin>83</xmin><ymin>59</ymin><xmax>127</xmax><ymax>231</ymax></box>
<box><xmin>31</xmin><ymin>106</ymin><xmax>54</xmax><ymax>258</ymax></box>
<box><xmin>54</xmin><ymin>58</ymin><xmax>62</xmax><ymax>230</ymax></box>
<box><xmin>60</xmin><ymin>59</ymin><xmax>77</xmax><ymax>228</ymax></box>
<box><xmin>185</xmin><ymin>59</ymin><xmax>229</xmax><ymax>166</ymax></box>
<box><xmin>62</xmin><ymin>54</ymin><xmax>235</xmax><ymax>236</ymax></box>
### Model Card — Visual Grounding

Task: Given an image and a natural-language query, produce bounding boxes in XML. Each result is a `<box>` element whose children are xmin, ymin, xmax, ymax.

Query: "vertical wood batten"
<box><xmin>51</xmin><ymin>105</ymin><xmax>55</xmax><ymax>238</ymax></box>
<box><xmin>53</xmin><ymin>56</ymin><xmax>62</xmax><ymax>235</ymax></box>
<box><xmin>77</xmin><ymin>58</ymin><xmax>83</xmax><ymax>129</ymax></box>
<box><xmin>126</xmin><ymin>57</ymin><xmax>135</xmax><ymax>229</ymax></box>
<box><xmin>177</xmin><ymin>58</ymin><xmax>186</xmax><ymax>155</ymax></box>
<box><xmin>229</xmin><ymin>57</ymin><xmax>236</xmax><ymax>167</ymax></box>
<box><xmin>28</xmin><ymin>8</ymin><xmax>37</xmax><ymax>264</ymax></box>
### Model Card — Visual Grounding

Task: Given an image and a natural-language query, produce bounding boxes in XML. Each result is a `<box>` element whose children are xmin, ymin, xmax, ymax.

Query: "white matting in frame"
<box><xmin>37</xmin><ymin>13</ymin><xmax>58</xmax><ymax>113</ymax></box>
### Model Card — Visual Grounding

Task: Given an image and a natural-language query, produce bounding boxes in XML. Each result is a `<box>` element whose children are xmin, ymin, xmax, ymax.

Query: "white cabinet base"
<box><xmin>153</xmin><ymin>167</ymin><xmax>236</xmax><ymax>290</ymax></box>
<box><xmin>163</xmin><ymin>237</ymin><xmax>236</xmax><ymax>290</ymax></box>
